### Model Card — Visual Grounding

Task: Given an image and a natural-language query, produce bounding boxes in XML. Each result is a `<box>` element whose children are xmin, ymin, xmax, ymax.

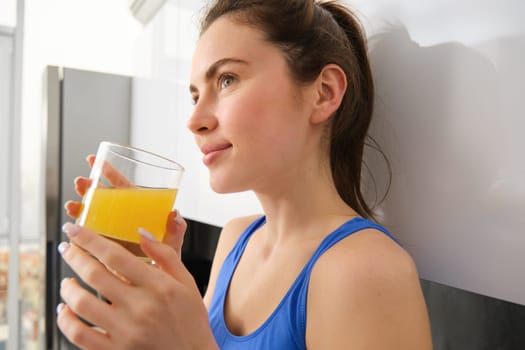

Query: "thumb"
<box><xmin>163</xmin><ymin>210</ymin><xmax>187</xmax><ymax>256</ymax></box>
<box><xmin>138</xmin><ymin>228</ymin><xmax>195</xmax><ymax>286</ymax></box>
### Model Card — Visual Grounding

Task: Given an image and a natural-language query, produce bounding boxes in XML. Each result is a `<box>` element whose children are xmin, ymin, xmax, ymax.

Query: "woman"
<box><xmin>57</xmin><ymin>0</ymin><xmax>433</xmax><ymax>349</ymax></box>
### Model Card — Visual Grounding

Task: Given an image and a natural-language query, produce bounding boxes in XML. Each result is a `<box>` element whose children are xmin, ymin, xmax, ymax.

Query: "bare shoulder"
<box><xmin>311</xmin><ymin>228</ymin><xmax>420</xmax><ymax>309</ymax></box>
<box><xmin>202</xmin><ymin>214</ymin><xmax>262</xmax><ymax>307</ymax></box>
<box><xmin>221</xmin><ymin>214</ymin><xmax>263</xmax><ymax>240</ymax></box>
<box><xmin>321</xmin><ymin>228</ymin><xmax>417</xmax><ymax>282</ymax></box>
<box><xmin>216</xmin><ymin>214</ymin><xmax>262</xmax><ymax>254</ymax></box>
<box><xmin>306</xmin><ymin>228</ymin><xmax>433</xmax><ymax>349</ymax></box>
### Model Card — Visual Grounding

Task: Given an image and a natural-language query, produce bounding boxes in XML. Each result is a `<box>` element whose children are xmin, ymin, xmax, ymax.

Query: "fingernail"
<box><xmin>61</xmin><ymin>277</ymin><xmax>71</xmax><ymax>287</ymax></box>
<box><xmin>56</xmin><ymin>303</ymin><xmax>65</xmax><ymax>315</ymax></box>
<box><xmin>57</xmin><ymin>241</ymin><xmax>70</xmax><ymax>255</ymax></box>
<box><xmin>174</xmin><ymin>210</ymin><xmax>184</xmax><ymax>224</ymax></box>
<box><xmin>137</xmin><ymin>227</ymin><xmax>158</xmax><ymax>242</ymax></box>
<box><xmin>62</xmin><ymin>222</ymin><xmax>80</xmax><ymax>237</ymax></box>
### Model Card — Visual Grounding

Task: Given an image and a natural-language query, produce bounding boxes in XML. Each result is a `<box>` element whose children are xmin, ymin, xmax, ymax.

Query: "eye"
<box><xmin>219</xmin><ymin>74</ymin><xmax>236</xmax><ymax>90</ymax></box>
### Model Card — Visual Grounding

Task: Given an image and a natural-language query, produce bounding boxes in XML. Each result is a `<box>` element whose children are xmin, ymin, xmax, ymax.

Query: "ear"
<box><xmin>310</xmin><ymin>64</ymin><xmax>347</xmax><ymax>125</ymax></box>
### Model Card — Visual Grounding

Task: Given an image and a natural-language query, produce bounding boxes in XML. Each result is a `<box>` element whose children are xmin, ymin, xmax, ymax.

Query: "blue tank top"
<box><xmin>208</xmin><ymin>216</ymin><xmax>398</xmax><ymax>349</ymax></box>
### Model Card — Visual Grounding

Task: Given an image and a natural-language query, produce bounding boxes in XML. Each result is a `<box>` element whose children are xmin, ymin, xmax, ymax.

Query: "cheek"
<box><xmin>218</xmin><ymin>77</ymin><xmax>304</xmax><ymax>146</ymax></box>
<box><xmin>220</xmin><ymin>89</ymin><xmax>273</xmax><ymax>131</ymax></box>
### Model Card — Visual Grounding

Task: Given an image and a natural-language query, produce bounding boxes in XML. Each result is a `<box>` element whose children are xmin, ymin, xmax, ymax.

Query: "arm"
<box><xmin>203</xmin><ymin>215</ymin><xmax>262</xmax><ymax>308</ymax></box>
<box><xmin>306</xmin><ymin>229</ymin><xmax>433</xmax><ymax>350</ymax></box>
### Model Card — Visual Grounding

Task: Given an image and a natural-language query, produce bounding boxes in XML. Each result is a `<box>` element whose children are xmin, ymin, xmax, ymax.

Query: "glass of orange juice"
<box><xmin>76</xmin><ymin>141</ymin><xmax>184</xmax><ymax>258</ymax></box>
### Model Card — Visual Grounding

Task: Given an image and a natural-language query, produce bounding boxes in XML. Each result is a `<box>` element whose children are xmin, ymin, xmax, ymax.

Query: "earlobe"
<box><xmin>310</xmin><ymin>64</ymin><xmax>347</xmax><ymax>125</ymax></box>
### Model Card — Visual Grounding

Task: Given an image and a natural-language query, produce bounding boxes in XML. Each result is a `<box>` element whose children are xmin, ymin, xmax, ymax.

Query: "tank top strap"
<box><xmin>229</xmin><ymin>216</ymin><xmax>267</xmax><ymax>261</ymax></box>
<box><xmin>303</xmin><ymin>217</ymin><xmax>398</xmax><ymax>273</ymax></box>
<box><xmin>288</xmin><ymin>216</ymin><xmax>399</xmax><ymax>345</ymax></box>
<box><xmin>208</xmin><ymin>216</ymin><xmax>266</xmax><ymax>324</ymax></box>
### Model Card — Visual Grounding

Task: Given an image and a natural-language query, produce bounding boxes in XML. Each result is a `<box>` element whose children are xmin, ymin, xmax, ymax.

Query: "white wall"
<box><xmin>354</xmin><ymin>0</ymin><xmax>525</xmax><ymax>305</ymax></box>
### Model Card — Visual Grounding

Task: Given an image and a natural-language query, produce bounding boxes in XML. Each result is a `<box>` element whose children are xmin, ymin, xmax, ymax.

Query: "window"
<box><xmin>0</xmin><ymin>30</ymin><xmax>13</xmax><ymax>348</ymax></box>
<box><xmin>0</xmin><ymin>0</ymin><xmax>17</xmax><ymax>28</ymax></box>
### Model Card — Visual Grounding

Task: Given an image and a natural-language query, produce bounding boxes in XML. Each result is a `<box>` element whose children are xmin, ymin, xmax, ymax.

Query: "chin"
<box><xmin>209</xmin><ymin>182</ymin><xmax>239</xmax><ymax>194</ymax></box>
<box><xmin>209</xmin><ymin>176</ymin><xmax>248</xmax><ymax>194</ymax></box>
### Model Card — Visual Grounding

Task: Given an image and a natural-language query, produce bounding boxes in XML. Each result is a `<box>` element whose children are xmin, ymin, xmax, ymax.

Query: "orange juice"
<box><xmin>78</xmin><ymin>187</ymin><xmax>178</xmax><ymax>256</ymax></box>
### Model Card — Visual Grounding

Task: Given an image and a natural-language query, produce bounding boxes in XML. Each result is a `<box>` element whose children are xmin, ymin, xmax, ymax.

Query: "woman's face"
<box><xmin>188</xmin><ymin>16</ymin><xmax>319</xmax><ymax>194</ymax></box>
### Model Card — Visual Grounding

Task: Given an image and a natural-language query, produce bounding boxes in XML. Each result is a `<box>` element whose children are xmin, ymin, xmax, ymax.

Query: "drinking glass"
<box><xmin>76</xmin><ymin>141</ymin><xmax>184</xmax><ymax>259</ymax></box>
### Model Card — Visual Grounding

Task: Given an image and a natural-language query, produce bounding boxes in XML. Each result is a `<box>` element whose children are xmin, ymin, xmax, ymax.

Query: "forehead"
<box><xmin>190</xmin><ymin>16</ymin><xmax>281</xmax><ymax>80</ymax></box>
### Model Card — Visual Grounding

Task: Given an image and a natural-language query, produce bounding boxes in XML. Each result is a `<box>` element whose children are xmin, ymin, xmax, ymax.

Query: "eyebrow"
<box><xmin>189</xmin><ymin>58</ymin><xmax>248</xmax><ymax>93</ymax></box>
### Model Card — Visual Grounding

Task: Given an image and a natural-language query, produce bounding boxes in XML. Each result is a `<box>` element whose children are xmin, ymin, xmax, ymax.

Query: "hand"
<box><xmin>57</xmin><ymin>223</ymin><xmax>218</xmax><ymax>350</ymax></box>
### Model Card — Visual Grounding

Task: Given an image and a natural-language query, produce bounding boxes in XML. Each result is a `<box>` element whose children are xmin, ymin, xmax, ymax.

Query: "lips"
<box><xmin>200</xmin><ymin>143</ymin><xmax>231</xmax><ymax>155</ymax></box>
<box><xmin>200</xmin><ymin>143</ymin><xmax>232</xmax><ymax>166</ymax></box>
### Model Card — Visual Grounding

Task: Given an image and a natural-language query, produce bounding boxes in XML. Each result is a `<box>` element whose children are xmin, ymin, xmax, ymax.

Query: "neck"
<box><xmin>254</xmin><ymin>167</ymin><xmax>358</xmax><ymax>244</ymax></box>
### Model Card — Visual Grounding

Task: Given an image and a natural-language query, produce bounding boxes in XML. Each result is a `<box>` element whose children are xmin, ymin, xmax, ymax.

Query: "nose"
<box><xmin>187</xmin><ymin>98</ymin><xmax>218</xmax><ymax>135</ymax></box>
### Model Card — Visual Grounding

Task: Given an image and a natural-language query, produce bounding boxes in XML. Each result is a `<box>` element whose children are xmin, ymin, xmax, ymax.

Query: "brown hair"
<box><xmin>200</xmin><ymin>0</ymin><xmax>388</xmax><ymax>220</ymax></box>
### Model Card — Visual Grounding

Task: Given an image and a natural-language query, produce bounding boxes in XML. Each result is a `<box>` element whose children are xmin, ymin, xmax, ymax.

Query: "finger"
<box><xmin>57</xmin><ymin>303</ymin><xmax>111</xmax><ymax>350</ymax></box>
<box><xmin>163</xmin><ymin>210</ymin><xmax>187</xmax><ymax>256</ymax></box>
<box><xmin>101</xmin><ymin>160</ymin><xmax>134</xmax><ymax>188</ymax></box>
<box><xmin>86</xmin><ymin>154</ymin><xmax>96</xmax><ymax>168</ymax></box>
<box><xmin>138</xmin><ymin>228</ymin><xmax>195</xmax><ymax>287</ymax></box>
<box><xmin>58</xmin><ymin>240</ymin><xmax>131</xmax><ymax>303</ymax></box>
<box><xmin>62</xmin><ymin>223</ymin><xmax>151</xmax><ymax>286</ymax></box>
<box><xmin>87</xmin><ymin>154</ymin><xmax>134</xmax><ymax>188</ymax></box>
<box><xmin>74</xmin><ymin>176</ymin><xmax>92</xmax><ymax>197</ymax></box>
<box><xmin>64</xmin><ymin>200</ymin><xmax>82</xmax><ymax>219</ymax></box>
<box><xmin>59</xmin><ymin>277</ymin><xmax>115</xmax><ymax>331</ymax></box>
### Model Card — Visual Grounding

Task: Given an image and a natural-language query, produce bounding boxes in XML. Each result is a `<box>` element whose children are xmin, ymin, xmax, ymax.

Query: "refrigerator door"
<box><xmin>44</xmin><ymin>66</ymin><xmax>131</xmax><ymax>350</ymax></box>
